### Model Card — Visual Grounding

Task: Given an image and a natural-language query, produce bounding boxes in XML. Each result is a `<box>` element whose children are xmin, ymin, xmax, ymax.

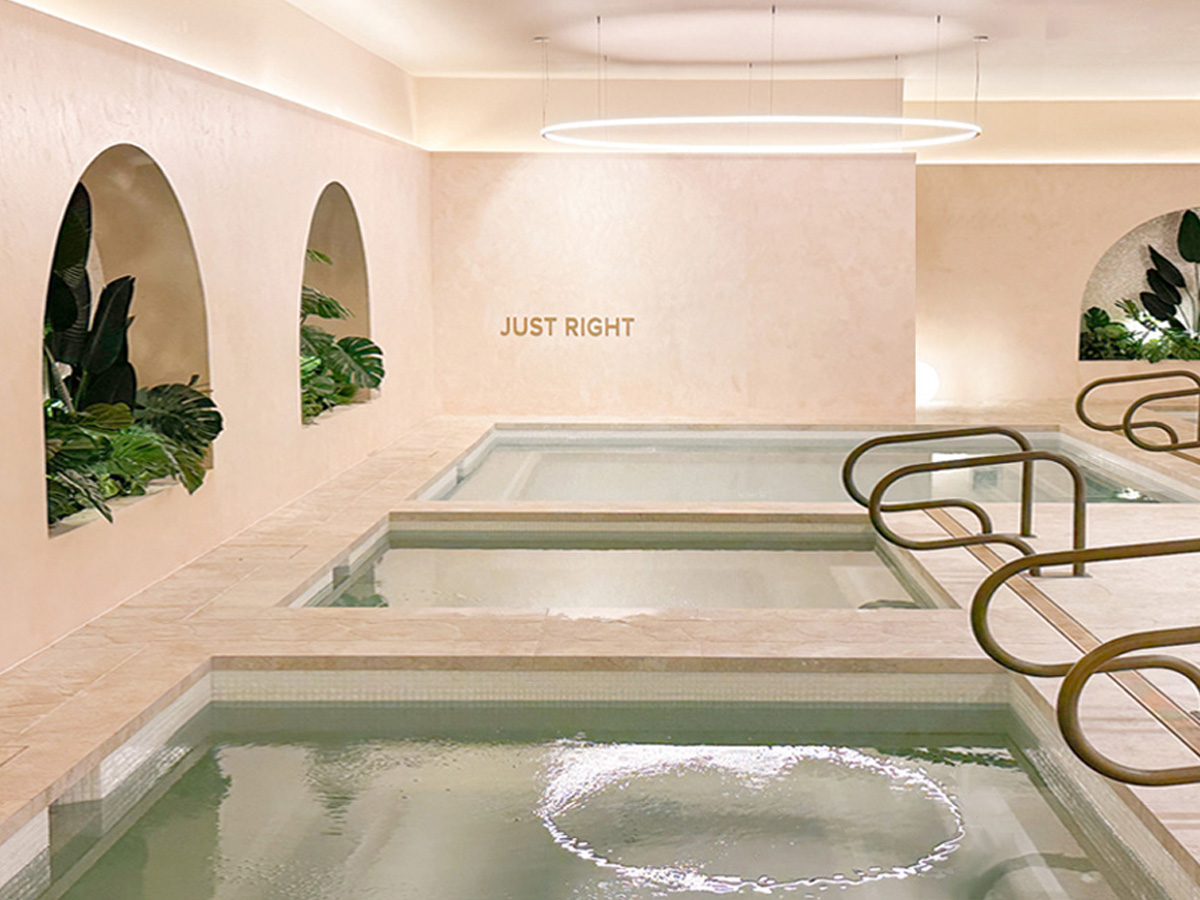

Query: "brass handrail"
<box><xmin>868</xmin><ymin>450</ymin><xmax>1088</xmax><ymax>577</ymax></box>
<box><xmin>970</xmin><ymin>538</ymin><xmax>1200</xmax><ymax>677</ymax></box>
<box><xmin>970</xmin><ymin>539</ymin><xmax>1200</xmax><ymax>785</ymax></box>
<box><xmin>841</xmin><ymin>427</ymin><xmax>1035</xmax><ymax>537</ymax></box>
<box><xmin>1059</xmin><ymin>626</ymin><xmax>1200</xmax><ymax>786</ymax></box>
<box><xmin>1076</xmin><ymin>370</ymin><xmax>1200</xmax><ymax>451</ymax></box>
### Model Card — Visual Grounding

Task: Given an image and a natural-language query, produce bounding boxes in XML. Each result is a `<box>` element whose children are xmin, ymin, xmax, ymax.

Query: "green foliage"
<box><xmin>1081</xmin><ymin>209</ymin><xmax>1200</xmax><ymax>361</ymax></box>
<box><xmin>301</xmin><ymin>285</ymin><xmax>352</xmax><ymax>321</ymax></box>
<box><xmin>44</xmin><ymin>184</ymin><xmax>139</xmax><ymax>410</ymax></box>
<box><xmin>1126</xmin><ymin>210</ymin><xmax>1200</xmax><ymax>337</ymax></box>
<box><xmin>300</xmin><ymin>251</ymin><xmax>385</xmax><ymax>422</ymax></box>
<box><xmin>134</xmin><ymin>380</ymin><xmax>224</xmax><ymax>456</ymax></box>
<box><xmin>43</xmin><ymin>396</ymin><xmax>217</xmax><ymax>525</ymax></box>
<box><xmin>42</xmin><ymin>183</ymin><xmax>225</xmax><ymax>526</ymax></box>
<box><xmin>1079</xmin><ymin>307</ymin><xmax>1140</xmax><ymax>360</ymax></box>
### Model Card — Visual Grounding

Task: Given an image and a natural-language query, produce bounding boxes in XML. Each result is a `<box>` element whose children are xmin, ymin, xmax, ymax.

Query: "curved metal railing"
<box><xmin>843</xmin><ymin>429</ymin><xmax>1087</xmax><ymax>576</ymax></box>
<box><xmin>1059</xmin><ymin>625</ymin><xmax>1200</xmax><ymax>786</ymax></box>
<box><xmin>1076</xmin><ymin>369</ymin><xmax>1200</xmax><ymax>452</ymax></box>
<box><xmin>841</xmin><ymin>427</ymin><xmax>1035</xmax><ymax>537</ymax></box>
<box><xmin>972</xmin><ymin>538</ymin><xmax>1200</xmax><ymax>785</ymax></box>
<box><xmin>869</xmin><ymin>450</ymin><xmax>1088</xmax><ymax>576</ymax></box>
<box><xmin>846</xmin><ymin>427</ymin><xmax>1200</xmax><ymax>786</ymax></box>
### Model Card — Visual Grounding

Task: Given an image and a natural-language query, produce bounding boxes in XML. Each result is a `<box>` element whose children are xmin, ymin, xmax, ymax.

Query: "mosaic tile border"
<box><xmin>0</xmin><ymin>813</ymin><xmax>47</xmax><ymax>900</ymax></box>
<box><xmin>55</xmin><ymin>677</ymin><xmax>211</xmax><ymax>826</ymax></box>
<box><xmin>1009</xmin><ymin>679</ymin><xmax>1198</xmax><ymax>899</ymax></box>
<box><xmin>3</xmin><ymin>664</ymin><xmax>1197</xmax><ymax>900</ymax></box>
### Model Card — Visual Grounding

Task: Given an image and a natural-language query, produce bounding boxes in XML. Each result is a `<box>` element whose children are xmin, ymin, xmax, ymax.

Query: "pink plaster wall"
<box><xmin>431</xmin><ymin>153</ymin><xmax>916</xmax><ymax>422</ymax></box>
<box><xmin>0</xmin><ymin>1</ymin><xmax>435</xmax><ymax>671</ymax></box>
<box><xmin>916</xmin><ymin>164</ymin><xmax>1200</xmax><ymax>406</ymax></box>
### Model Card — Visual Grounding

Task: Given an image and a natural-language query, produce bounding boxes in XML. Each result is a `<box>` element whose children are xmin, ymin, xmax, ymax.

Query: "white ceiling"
<box><xmin>282</xmin><ymin>0</ymin><xmax>1200</xmax><ymax>101</ymax></box>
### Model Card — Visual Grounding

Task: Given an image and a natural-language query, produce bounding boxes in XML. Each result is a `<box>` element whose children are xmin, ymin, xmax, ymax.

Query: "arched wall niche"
<box><xmin>1081</xmin><ymin>207</ymin><xmax>1195</xmax><ymax>320</ymax></box>
<box><xmin>303</xmin><ymin>182</ymin><xmax>371</xmax><ymax>341</ymax></box>
<box><xmin>77</xmin><ymin>144</ymin><xmax>211</xmax><ymax>389</ymax></box>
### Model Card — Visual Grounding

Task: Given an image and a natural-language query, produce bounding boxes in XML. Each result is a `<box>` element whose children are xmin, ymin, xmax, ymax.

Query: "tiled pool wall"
<box><xmin>2</xmin><ymin>667</ymin><xmax>1196</xmax><ymax>900</ymax></box>
<box><xmin>292</xmin><ymin>514</ymin><xmax>956</xmax><ymax>611</ymax></box>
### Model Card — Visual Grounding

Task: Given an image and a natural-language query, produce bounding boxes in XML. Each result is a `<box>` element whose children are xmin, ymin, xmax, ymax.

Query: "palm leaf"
<box><xmin>300</xmin><ymin>322</ymin><xmax>336</xmax><ymax>358</ymax></box>
<box><xmin>47</xmin><ymin>468</ymin><xmax>113</xmax><ymax>523</ymax></box>
<box><xmin>101</xmin><ymin>428</ymin><xmax>176</xmax><ymax>493</ymax></box>
<box><xmin>301</xmin><ymin>286</ymin><xmax>353</xmax><ymax>322</ymax></box>
<box><xmin>80</xmin><ymin>276</ymin><xmax>135</xmax><ymax>374</ymax></box>
<box><xmin>52</xmin><ymin>184</ymin><xmax>92</xmax><ymax>289</ymax></box>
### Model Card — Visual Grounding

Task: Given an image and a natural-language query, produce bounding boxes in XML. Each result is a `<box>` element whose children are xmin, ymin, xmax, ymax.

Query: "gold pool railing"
<box><xmin>971</xmin><ymin>538</ymin><xmax>1200</xmax><ymax>786</ymax></box>
<box><xmin>841</xmin><ymin>428</ymin><xmax>1087</xmax><ymax>576</ymax></box>
<box><xmin>841</xmin><ymin>428</ymin><xmax>1200</xmax><ymax>786</ymax></box>
<box><xmin>842</xmin><ymin>427</ymin><xmax>1036</xmax><ymax>536</ymax></box>
<box><xmin>1076</xmin><ymin>369</ymin><xmax>1200</xmax><ymax>453</ymax></box>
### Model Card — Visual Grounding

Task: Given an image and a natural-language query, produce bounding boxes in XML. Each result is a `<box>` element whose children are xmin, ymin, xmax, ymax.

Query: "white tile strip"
<box><xmin>57</xmin><ymin>677</ymin><xmax>211</xmax><ymax>805</ymax></box>
<box><xmin>212</xmin><ymin>669</ymin><xmax>1010</xmax><ymax>705</ymax></box>
<box><xmin>1009</xmin><ymin>682</ymin><xmax>1196</xmax><ymax>899</ymax></box>
<box><xmin>0</xmin><ymin>812</ymin><xmax>48</xmax><ymax>900</ymax></box>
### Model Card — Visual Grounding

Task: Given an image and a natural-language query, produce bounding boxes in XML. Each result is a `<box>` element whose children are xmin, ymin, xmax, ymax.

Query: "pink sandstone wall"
<box><xmin>916</xmin><ymin>164</ymin><xmax>1200</xmax><ymax>407</ymax></box>
<box><xmin>431</xmin><ymin>153</ymin><xmax>917</xmax><ymax>422</ymax></box>
<box><xmin>0</xmin><ymin>1</ymin><xmax>436</xmax><ymax>671</ymax></box>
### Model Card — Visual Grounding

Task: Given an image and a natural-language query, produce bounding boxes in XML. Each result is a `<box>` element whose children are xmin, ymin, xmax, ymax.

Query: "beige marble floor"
<box><xmin>5</xmin><ymin>405</ymin><xmax>1200</xmax><ymax>893</ymax></box>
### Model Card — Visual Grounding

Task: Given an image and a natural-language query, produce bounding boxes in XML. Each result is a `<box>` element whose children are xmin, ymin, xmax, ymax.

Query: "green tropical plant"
<box><xmin>300</xmin><ymin>250</ymin><xmax>385</xmax><ymax>421</ymax></box>
<box><xmin>1079</xmin><ymin>209</ymin><xmax>1200</xmax><ymax>361</ymax></box>
<box><xmin>42</xmin><ymin>183</ymin><xmax>224</xmax><ymax>525</ymax></box>
<box><xmin>1130</xmin><ymin>209</ymin><xmax>1200</xmax><ymax>335</ymax></box>
<box><xmin>1079</xmin><ymin>307</ymin><xmax>1140</xmax><ymax>360</ymax></box>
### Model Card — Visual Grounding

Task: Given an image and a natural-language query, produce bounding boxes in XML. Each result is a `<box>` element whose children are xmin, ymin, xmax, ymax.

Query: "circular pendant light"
<box><xmin>540</xmin><ymin>114</ymin><xmax>981</xmax><ymax>154</ymax></box>
<box><xmin>536</xmin><ymin>13</ymin><xmax>985</xmax><ymax>156</ymax></box>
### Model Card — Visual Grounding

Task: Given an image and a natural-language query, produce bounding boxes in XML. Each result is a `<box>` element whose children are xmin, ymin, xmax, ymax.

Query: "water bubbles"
<box><xmin>536</xmin><ymin>741</ymin><xmax>965</xmax><ymax>895</ymax></box>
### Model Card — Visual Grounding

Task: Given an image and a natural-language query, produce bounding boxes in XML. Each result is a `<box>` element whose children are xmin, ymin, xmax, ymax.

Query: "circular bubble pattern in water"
<box><xmin>536</xmin><ymin>741</ymin><xmax>965</xmax><ymax>895</ymax></box>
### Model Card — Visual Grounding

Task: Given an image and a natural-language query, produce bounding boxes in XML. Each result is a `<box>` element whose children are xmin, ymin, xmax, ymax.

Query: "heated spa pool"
<box><xmin>302</xmin><ymin>524</ymin><xmax>942</xmax><ymax>610</ymax></box>
<box><xmin>40</xmin><ymin>700</ymin><xmax>1168</xmax><ymax>900</ymax></box>
<box><xmin>421</xmin><ymin>428</ymin><xmax>1196</xmax><ymax>504</ymax></box>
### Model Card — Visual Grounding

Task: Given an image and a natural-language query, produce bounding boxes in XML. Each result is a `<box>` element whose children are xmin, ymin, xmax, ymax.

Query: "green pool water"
<box><xmin>44</xmin><ymin>703</ymin><xmax>1165</xmax><ymax>900</ymax></box>
<box><xmin>308</xmin><ymin>531</ymin><xmax>932</xmax><ymax>611</ymax></box>
<box><xmin>432</xmin><ymin>431</ymin><xmax>1190</xmax><ymax>504</ymax></box>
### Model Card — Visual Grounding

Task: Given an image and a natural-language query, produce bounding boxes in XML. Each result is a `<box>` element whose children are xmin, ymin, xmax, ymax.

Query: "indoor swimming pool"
<box><xmin>31</xmin><ymin>699</ymin><xmax>1170</xmax><ymax>900</ymax></box>
<box><xmin>302</xmin><ymin>523</ymin><xmax>941</xmax><ymax>610</ymax></box>
<box><xmin>422</xmin><ymin>427</ymin><xmax>1196</xmax><ymax>504</ymax></box>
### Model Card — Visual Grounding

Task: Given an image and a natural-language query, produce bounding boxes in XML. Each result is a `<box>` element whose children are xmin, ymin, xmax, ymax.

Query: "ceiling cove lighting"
<box><xmin>539</xmin><ymin>114</ymin><xmax>981</xmax><ymax>154</ymax></box>
<box><xmin>538</xmin><ymin>12</ymin><xmax>986</xmax><ymax>156</ymax></box>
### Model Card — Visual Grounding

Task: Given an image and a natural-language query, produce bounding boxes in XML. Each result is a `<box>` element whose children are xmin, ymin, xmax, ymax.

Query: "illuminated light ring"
<box><xmin>536</xmin><ymin>742</ymin><xmax>965</xmax><ymax>895</ymax></box>
<box><xmin>540</xmin><ymin>114</ymin><xmax>981</xmax><ymax>154</ymax></box>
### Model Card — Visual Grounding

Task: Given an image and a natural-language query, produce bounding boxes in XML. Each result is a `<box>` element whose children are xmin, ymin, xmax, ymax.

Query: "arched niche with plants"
<box><xmin>1080</xmin><ymin>207</ymin><xmax>1200</xmax><ymax>361</ymax></box>
<box><xmin>42</xmin><ymin>145</ymin><xmax>223</xmax><ymax>527</ymax></box>
<box><xmin>300</xmin><ymin>182</ymin><xmax>384</xmax><ymax>422</ymax></box>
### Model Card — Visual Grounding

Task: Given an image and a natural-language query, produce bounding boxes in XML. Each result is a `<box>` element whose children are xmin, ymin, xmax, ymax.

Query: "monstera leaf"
<box><xmin>134</xmin><ymin>381</ymin><xmax>223</xmax><ymax>455</ymax></box>
<box><xmin>326</xmin><ymin>336</ymin><xmax>385</xmax><ymax>388</ymax></box>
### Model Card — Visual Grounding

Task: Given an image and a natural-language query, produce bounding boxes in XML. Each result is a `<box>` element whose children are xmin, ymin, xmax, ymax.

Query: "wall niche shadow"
<box><xmin>81</xmin><ymin>144</ymin><xmax>211</xmax><ymax>390</ymax></box>
<box><xmin>299</xmin><ymin>182</ymin><xmax>382</xmax><ymax>422</ymax></box>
